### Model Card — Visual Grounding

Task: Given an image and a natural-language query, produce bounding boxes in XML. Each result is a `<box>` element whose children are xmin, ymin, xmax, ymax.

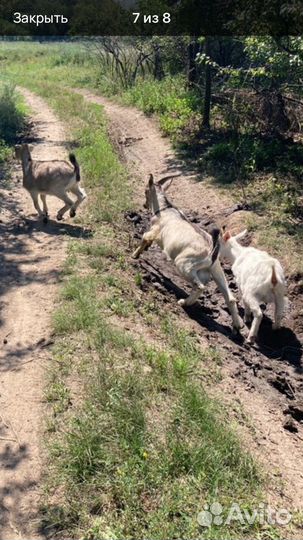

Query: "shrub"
<box><xmin>202</xmin><ymin>135</ymin><xmax>303</xmax><ymax>184</ymax></box>
<box><xmin>0</xmin><ymin>140</ymin><xmax>10</xmax><ymax>164</ymax></box>
<box><xmin>122</xmin><ymin>76</ymin><xmax>202</xmax><ymax>141</ymax></box>
<box><xmin>204</xmin><ymin>141</ymin><xmax>234</xmax><ymax>163</ymax></box>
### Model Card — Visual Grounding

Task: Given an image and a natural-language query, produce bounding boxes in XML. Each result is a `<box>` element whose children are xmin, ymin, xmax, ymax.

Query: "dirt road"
<box><xmin>74</xmin><ymin>89</ymin><xmax>234</xmax><ymax>214</ymax></box>
<box><xmin>76</xmin><ymin>89</ymin><xmax>303</xmax><ymax>514</ymax></box>
<box><xmin>0</xmin><ymin>88</ymin><xmax>78</xmax><ymax>539</ymax></box>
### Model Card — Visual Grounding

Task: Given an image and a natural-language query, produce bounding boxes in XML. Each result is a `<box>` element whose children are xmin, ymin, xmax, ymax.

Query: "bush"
<box><xmin>202</xmin><ymin>135</ymin><xmax>303</xmax><ymax>184</ymax></box>
<box><xmin>123</xmin><ymin>76</ymin><xmax>202</xmax><ymax>141</ymax></box>
<box><xmin>0</xmin><ymin>140</ymin><xmax>10</xmax><ymax>164</ymax></box>
<box><xmin>204</xmin><ymin>141</ymin><xmax>234</xmax><ymax>163</ymax></box>
<box><xmin>0</xmin><ymin>84</ymin><xmax>25</xmax><ymax>144</ymax></box>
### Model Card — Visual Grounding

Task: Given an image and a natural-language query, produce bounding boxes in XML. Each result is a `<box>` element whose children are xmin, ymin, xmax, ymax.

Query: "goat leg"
<box><xmin>57</xmin><ymin>193</ymin><xmax>75</xmax><ymax>221</ymax></box>
<box><xmin>178</xmin><ymin>287</ymin><xmax>203</xmax><ymax>306</ymax></box>
<box><xmin>245</xmin><ymin>295</ymin><xmax>263</xmax><ymax>343</ymax></box>
<box><xmin>132</xmin><ymin>238</ymin><xmax>153</xmax><ymax>259</ymax></box>
<box><xmin>40</xmin><ymin>194</ymin><xmax>49</xmax><ymax>223</ymax></box>
<box><xmin>132</xmin><ymin>227</ymin><xmax>159</xmax><ymax>259</ymax></box>
<box><xmin>210</xmin><ymin>261</ymin><xmax>243</xmax><ymax>332</ymax></box>
<box><xmin>69</xmin><ymin>186</ymin><xmax>87</xmax><ymax>218</ymax></box>
<box><xmin>30</xmin><ymin>192</ymin><xmax>45</xmax><ymax>219</ymax></box>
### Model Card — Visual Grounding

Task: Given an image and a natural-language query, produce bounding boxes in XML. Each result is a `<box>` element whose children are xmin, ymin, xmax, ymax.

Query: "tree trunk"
<box><xmin>202</xmin><ymin>37</ymin><xmax>212</xmax><ymax>129</ymax></box>
<box><xmin>187</xmin><ymin>39</ymin><xmax>199</xmax><ymax>88</ymax></box>
<box><xmin>154</xmin><ymin>46</ymin><xmax>164</xmax><ymax>80</ymax></box>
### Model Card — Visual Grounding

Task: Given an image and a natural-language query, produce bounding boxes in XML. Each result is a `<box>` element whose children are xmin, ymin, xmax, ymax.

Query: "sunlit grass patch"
<box><xmin>48</xmin><ymin>258</ymin><xmax>262</xmax><ymax>539</ymax></box>
<box><xmin>47</xmin><ymin>305</ymin><xmax>262</xmax><ymax>539</ymax></box>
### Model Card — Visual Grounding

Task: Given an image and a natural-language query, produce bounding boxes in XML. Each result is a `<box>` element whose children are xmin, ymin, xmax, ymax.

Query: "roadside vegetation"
<box><xmin>0</xmin><ymin>56</ymin><xmax>273</xmax><ymax>538</ymax></box>
<box><xmin>0</xmin><ymin>83</ymin><xmax>25</xmax><ymax>171</ymax></box>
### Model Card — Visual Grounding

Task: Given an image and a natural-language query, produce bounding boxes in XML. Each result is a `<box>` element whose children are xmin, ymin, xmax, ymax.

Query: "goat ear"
<box><xmin>148</xmin><ymin>174</ymin><xmax>154</xmax><ymax>187</ymax></box>
<box><xmin>223</xmin><ymin>231</ymin><xmax>231</xmax><ymax>242</ymax></box>
<box><xmin>234</xmin><ymin>229</ymin><xmax>248</xmax><ymax>241</ymax></box>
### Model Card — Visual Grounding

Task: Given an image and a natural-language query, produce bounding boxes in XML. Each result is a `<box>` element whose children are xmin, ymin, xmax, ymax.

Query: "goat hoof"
<box><xmin>57</xmin><ymin>214</ymin><xmax>63</xmax><ymax>221</ymax></box>
<box><xmin>246</xmin><ymin>336</ymin><xmax>256</xmax><ymax>345</ymax></box>
<box><xmin>70</xmin><ymin>208</ymin><xmax>76</xmax><ymax>218</ymax></box>
<box><xmin>232</xmin><ymin>319</ymin><xmax>244</xmax><ymax>334</ymax></box>
<box><xmin>43</xmin><ymin>216</ymin><xmax>48</xmax><ymax>224</ymax></box>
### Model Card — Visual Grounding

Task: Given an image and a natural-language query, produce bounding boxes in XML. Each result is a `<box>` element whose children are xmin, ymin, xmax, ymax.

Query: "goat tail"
<box><xmin>271</xmin><ymin>265</ymin><xmax>278</xmax><ymax>286</ymax></box>
<box><xmin>69</xmin><ymin>153</ymin><xmax>80</xmax><ymax>181</ymax></box>
<box><xmin>210</xmin><ymin>226</ymin><xmax>220</xmax><ymax>265</ymax></box>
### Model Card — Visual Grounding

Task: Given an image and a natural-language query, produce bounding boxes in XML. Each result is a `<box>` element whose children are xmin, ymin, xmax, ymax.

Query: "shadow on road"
<box><xmin>0</xmin><ymin>441</ymin><xmax>43</xmax><ymax>540</ymax></box>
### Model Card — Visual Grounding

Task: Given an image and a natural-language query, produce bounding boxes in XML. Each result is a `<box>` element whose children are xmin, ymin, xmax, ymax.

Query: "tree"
<box><xmin>89</xmin><ymin>37</ymin><xmax>154</xmax><ymax>89</ymax></box>
<box><xmin>187</xmin><ymin>38</ymin><xmax>200</xmax><ymax>88</ymax></box>
<box><xmin>202</xmin><ymin>37</ymin><xmax>212</xmax><ymax>128</ymax></box>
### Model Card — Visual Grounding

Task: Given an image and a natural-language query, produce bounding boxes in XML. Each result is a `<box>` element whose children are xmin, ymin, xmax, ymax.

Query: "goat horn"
<box><xmin>157</xmin><ymin>173</ymin><xmax>182</xmax><ymax>186</ymax></box>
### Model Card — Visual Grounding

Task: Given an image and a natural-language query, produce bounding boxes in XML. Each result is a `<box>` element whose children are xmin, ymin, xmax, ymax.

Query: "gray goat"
<box><xmin>15</xmin><ymin>143</ymin><xmax>87</xmax><ymax>223</ymax></box>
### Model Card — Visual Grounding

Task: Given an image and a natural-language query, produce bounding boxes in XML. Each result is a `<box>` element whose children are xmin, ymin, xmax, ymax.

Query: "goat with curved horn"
<box><xmin>133</xmin><ymin>174</ymin><xmax>242</xmax><ymax>333</ymax></box>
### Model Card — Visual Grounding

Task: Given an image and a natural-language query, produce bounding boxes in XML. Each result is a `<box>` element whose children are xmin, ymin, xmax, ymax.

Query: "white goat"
<box><xmin>15</xmin><ymin>143</ymin><xmax>87</xmax><ymax>223</ymax></box>
<box><xmin>220</xmin><ymin>230</ymin><xmax>287</xmax><ymax>343</ymax></box>
<box><xmin>133</xmin><ymin>174</ymin><xmax>242</xmax><ymax>333</ymax></box>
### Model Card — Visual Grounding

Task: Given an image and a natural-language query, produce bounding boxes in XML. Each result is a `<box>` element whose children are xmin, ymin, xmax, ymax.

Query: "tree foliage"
<box><xmin>89</xmin><ymin>35</ymin><xmax>303</xmax><ymax>138</ymax></box>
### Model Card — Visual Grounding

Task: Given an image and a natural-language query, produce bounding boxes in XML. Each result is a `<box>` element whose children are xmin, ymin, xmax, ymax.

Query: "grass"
<box><xmin>122</xmin><ymin>75</ymin><xmax>202</xmax><ymax>142</ymax></box>
<box><xmin>0</xmin><ymin>81</ymin><xmax>26</xmax><ymax>187</ymax></box>
<box><xmin>0</xmin><ymin>41</ymin><xmax>97</xmax><ymax>89</ymax></box>
<box><xmin>46</xmin><ymin>268</ymin><xmax>263</xmax><ymax>540</ymax></box>
<box><xmin>0</xmin><ymin>83</ymin><xmax>25</xmax><ymax>143</ymax></box>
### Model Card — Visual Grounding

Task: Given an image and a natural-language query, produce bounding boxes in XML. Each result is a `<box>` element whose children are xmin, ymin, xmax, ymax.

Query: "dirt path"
<box><xmin>76</xmin><ymin>89</ymin><xmax>303</xmax><ymax>517</ymax></box>
<box><xmin>74</xmin><ymin>89</ymin><xmax>234</xmax><ymax>215</ymax></box>
<box><xmin>0</xmin><ymin>88</ymin><xmax>80</xmax><ymax>539</ymax></box>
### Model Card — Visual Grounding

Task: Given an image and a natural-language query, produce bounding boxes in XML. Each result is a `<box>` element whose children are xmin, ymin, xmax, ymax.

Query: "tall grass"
<box><xmin>0</xmin><ymin>84</ymin><xmax>24</xmax><ymax>143</ymax></box>
<box><xmin>0</xmin><ymin>41</ymin><xmax>97</xmax><ymax>90</ymax></box>
<box><xmin>0</xmin><ymin>82</ymin><xmax>25</xmax><ymax>183</ymax></box>
<box><xmin>121</xmin><ymin>75</ymin><xmax>202</xmax><ymax>139</ymax></box>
